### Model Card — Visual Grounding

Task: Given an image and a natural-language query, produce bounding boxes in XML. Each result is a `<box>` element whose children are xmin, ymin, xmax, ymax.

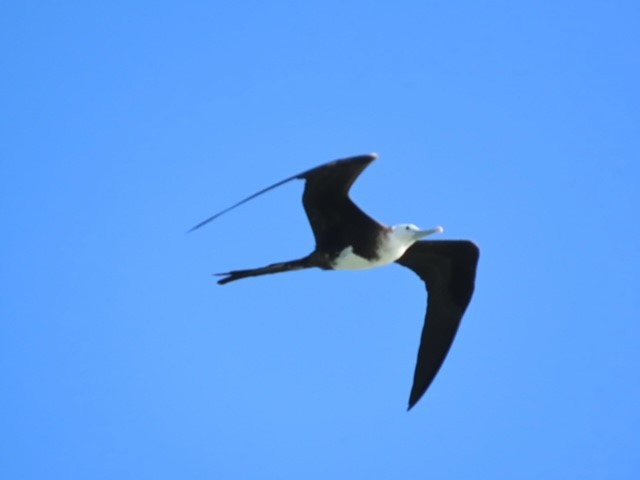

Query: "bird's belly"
<box><xmin>331</xmin><ymin>245</ymin><xmax>407</xmax><ymax>271</ymax></box>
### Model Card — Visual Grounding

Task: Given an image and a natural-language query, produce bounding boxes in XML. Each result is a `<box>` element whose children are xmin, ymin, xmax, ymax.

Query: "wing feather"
<box><xmin>188</xmin><ymin>153</ymin><xmax>379</xmax><ymax>235</ymax></box>
<box><xmin>396</xmin><ymin>240</ymin><xmax>479</xmax><ymax>410</ymax></box>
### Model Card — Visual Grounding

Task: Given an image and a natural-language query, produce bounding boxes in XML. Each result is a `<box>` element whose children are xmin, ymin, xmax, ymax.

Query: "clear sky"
<box><xmin>2</xmin><ymin>1</ymin><xmax>639</xmax><ymax>478</ymax></box>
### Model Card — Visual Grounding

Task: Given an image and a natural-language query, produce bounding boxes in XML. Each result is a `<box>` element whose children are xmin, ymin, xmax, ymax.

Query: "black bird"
<box><xmin>190</xmin><ymin>153</ymin><xmax>479</xmax><ymax>410</ymax></box>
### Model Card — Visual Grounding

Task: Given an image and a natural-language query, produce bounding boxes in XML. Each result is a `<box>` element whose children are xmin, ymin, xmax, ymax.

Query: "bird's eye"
<box><xmin>405</xmin><ymin>226</ymin><xmax>410</xmax><ymax>230</ymax></box>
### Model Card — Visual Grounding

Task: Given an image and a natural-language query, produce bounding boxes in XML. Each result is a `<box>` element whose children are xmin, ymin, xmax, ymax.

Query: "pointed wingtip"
<box><xmin>187</xmin><ymin>215</ymin><xmax>219</xmax><ymax>233</ymax></box>
<box><xmin>407</xmin><ymin>395</ymin><xmax>420</xmax><ymax>412</ymax></box>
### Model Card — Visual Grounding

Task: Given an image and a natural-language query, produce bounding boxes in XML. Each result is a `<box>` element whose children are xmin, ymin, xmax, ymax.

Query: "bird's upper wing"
<box><xmin>187</xmin><ymin>153</ymin><xmax>380</xmax><ymax>235</ymax></box>
<box><xmin>301</xmin><ymin>154</ymin><xmax>385</xmax><ymax>255</ymax></box>
<box><xmin>395</xmin><ymin>240</ymin><xmax>480</xmax><ymax>410</ymax></box>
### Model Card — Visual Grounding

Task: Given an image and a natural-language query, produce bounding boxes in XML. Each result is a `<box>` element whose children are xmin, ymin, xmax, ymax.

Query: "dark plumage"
<box><xmin>190</xmin><ymin>154</ymin><xmax>479</xmax><ymax>410</ymax></box>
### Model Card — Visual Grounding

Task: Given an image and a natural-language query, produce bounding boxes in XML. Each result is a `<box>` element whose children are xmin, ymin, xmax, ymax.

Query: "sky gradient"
<box><xmin>2</xmin><ymin>1</ymin><xmax>639</xmax><ymax>478</ymax></box>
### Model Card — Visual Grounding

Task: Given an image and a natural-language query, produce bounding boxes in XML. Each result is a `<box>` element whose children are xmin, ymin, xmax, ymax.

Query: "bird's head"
<box><xmin>390</xmin><ymin>223</ymin><xmax>444</xmax><ymax>245</ymax></box>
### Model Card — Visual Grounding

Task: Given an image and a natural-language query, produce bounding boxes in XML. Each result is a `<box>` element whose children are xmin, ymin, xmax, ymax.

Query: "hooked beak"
<box><xmin>414</xmin><ymin>226</ymin><xmax>444</xmax><ymax>240</ymax></box>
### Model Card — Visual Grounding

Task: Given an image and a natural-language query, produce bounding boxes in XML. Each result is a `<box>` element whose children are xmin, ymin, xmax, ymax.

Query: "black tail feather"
<box><xmin>215</xmin><ymin>256</ymin><xmax>317</xmax><ymax>285</ymax></box>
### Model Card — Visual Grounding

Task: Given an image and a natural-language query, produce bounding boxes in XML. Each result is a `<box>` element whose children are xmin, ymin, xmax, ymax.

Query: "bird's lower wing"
<box><xmin>396</xmin><ymin>240</ymin><xmax>479</xmax><ymax>410</ymax></box>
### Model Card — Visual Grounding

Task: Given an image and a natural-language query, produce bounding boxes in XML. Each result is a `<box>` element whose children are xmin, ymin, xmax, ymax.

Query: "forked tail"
<box><xmin>216</xmin><ymin>255</ymin><xmax>318</xmax><ymax>285</ymax></box>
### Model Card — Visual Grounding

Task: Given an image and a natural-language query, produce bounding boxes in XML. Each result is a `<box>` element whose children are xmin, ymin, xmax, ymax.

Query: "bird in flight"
<box><xmin>189</xmin><ymin>153</ymin><xmax>479</xmax><ymax>410</ymax></box>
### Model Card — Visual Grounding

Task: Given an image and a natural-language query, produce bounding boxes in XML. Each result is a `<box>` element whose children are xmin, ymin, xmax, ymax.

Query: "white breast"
<box><xmin>331</xmin><ymin>233</ymin><xmax>412</xmax><ymax>271</ymax></box>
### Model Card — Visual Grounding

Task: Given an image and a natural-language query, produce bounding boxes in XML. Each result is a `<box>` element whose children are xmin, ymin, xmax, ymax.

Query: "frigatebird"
<box><xmin>190</xmin><ymin>153</ymin><xmax>479</xmax><ymax>410</ymax></box>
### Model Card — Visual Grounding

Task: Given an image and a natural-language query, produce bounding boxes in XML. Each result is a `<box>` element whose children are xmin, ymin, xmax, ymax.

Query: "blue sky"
<box><xmin>2</xmin><ymin>1</ymin><xmax>639</xmax><ymax>478</ymax></box>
